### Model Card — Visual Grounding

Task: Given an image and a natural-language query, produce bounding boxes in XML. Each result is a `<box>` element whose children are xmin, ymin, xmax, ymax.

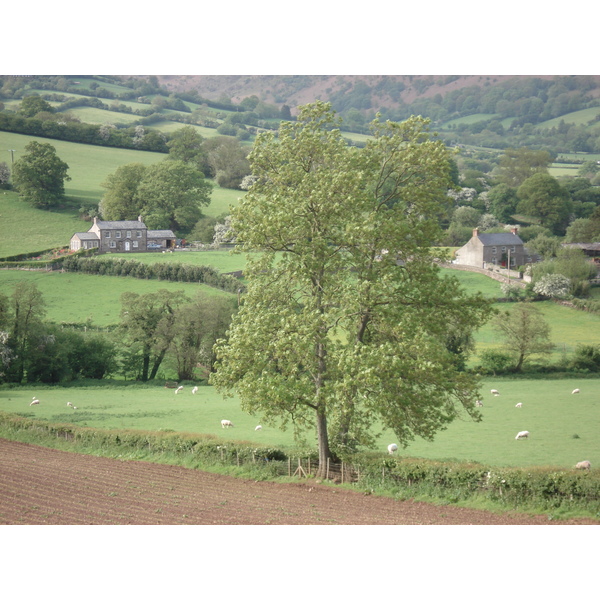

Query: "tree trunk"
<box><xmin>315</xmin><ymin>408</ymin><xmax>332</xmax><ymax>479</ymax></box>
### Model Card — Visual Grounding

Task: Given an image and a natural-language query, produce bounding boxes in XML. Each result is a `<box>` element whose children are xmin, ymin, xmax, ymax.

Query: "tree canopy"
<box><xmin>11</xmin><ymin>141</ymin><xmax>71</xmax><ymax>208</ymax></box>
<box><xmin>211</xmin><ymin>101</ymin><xmax>492</xmax><ymax>477</ymax></box>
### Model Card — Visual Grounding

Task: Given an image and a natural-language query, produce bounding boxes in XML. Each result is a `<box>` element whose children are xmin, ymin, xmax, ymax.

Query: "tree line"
<box><xmin>0</xmin><ymin>282</ymin><xmax>237</xmax><ymax>385</ymax></box>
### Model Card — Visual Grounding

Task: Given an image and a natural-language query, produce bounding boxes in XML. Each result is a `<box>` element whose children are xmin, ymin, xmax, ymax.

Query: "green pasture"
<box><xmin>0</xmin><ymin>270</ymin><xmax>235</xmax><ymax>328</ymax></box>
<box><xmin>65</xmin><ymin>107</ymin><xmax>140</xmax><ymax>126</ymax></box>
<box><xmin>1</xmin><ymin>377</ymin><xmax>598</xmax><ymax>468</ymax></box>
<box><xmin>473</xmin><ymin>299</ymin><xmax>600</xmax><ymax>359</ymax></box>
<box><xmin>98</xmin><ymin>249</ymin><xmax>247</xmax><ymax>273</ymax></box>
<box><xmin>0</xmin><ymin>131</ymin><xmax>166</xmax><ymax>205</ymax></box>
<box><xmin>0</xmin><ymin>191</ymin><xmax>82</xmax><ymax>257</ymax></box>
<box><xmin>538</xmin><ymin>107</ymin><xmax>600</xmax><ymax>129</ymax></box>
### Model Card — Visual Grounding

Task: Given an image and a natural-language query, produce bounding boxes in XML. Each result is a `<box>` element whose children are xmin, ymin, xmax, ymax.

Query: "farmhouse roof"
<box><xmin>73</xmin><ymin>232</ymin><xmax>99</xmax><ymax>240</ymax></box>
<box><xmin>148</xmin><ymin>230</ymin><xmax>176</xmax><ymax>238</ymax></box>
<box><xmin>472</xmin><ymin>227</ymin><xmax>523</xmax><ymax>246</ymax></box>
<box><xmin>94</xmin><ymin>220</ymin><xmax>147</xmax><ymax>230</ymax></box>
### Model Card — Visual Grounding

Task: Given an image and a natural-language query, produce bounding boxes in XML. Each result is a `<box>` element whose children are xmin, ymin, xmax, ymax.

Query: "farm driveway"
<box><xmin>0</xmin><ymin>439</ymin><xmax>597</xmax><ymax>525</ymax></box>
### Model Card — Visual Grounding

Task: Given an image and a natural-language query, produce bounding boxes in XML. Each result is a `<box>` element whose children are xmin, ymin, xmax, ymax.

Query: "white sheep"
<box><xmin>30</xmin><ymin>398</ymin><xmax>40</xmax><ymax>406</ymax></box>
<box><xmin>255</xmin><ymin>425</ymin><xmax>262</xmax><ymax>431</ymax></box>
<box><xmin>175</xmin><ymin>385</ymin><xmax>184</xmax><ymax>394</ymax></box>
<box><xmin>572</xmin><ymin>388</ymin><xmax>580</xmax><ymax>395</ymax></box>
<box><xmin>387</xmin><ymin>443</ymin><xmax>398</xmax><ymax>455</ymax></box>
<box><xmin>515</xmin><ymin>402</ymin><xmax>523</xmax><ymax>408</ymax></box>
<box><xmin>67</xmin><ymin>402</ymin><xmax>73</xmax><ymax>408</ymax></box>
<box><xmin>491</xmin><ymin>389</ymin><xmax>500</xmax><ymax>396</ymax></box>
<box><xmin>221</xmin><ymin>419</ymin><xmax>234</xmax><ymax>428</ymax></box>
<box><xmin>515</xmin><ymin>430</ymin><xmax>529</xmax><ymax>440</ymax></box>
<box><xmin>475</xmin><ymin>400</ymin><xmax>483</xmax><ymax>407</ymax></box>
<box><xmin>575</xmin><ymin>460</ymin><xmax>591</xmax><ymax>470</ymax></box>
<box><xmin>192</xmin><ymin>386</ymin><xmax>198</xmax><ymax>394</ymax></box>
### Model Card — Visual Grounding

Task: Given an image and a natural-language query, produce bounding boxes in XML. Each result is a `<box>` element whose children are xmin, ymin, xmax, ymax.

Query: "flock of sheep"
<box><xmin>26</xmin><ymin>383</ymin><xmax>593</xmax><ymax>472</ymax></box>
<box><xmin>386</xmin><ymin>386</ymin><xmax>591</xmax><ymax>471</ymax></box>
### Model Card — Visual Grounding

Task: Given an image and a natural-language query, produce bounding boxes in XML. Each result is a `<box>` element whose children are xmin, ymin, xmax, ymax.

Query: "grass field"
<box><xmin>0</xmin><ymin>270</ymin><xmax>235</xmax><ymax>327</ymax></box>
<box><xmin>1</xmin><ymin>377</ymin><xmax>598</xmax><ymax>469</ymax></box>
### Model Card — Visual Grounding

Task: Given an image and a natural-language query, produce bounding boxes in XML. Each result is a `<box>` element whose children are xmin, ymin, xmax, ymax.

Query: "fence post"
<box><xmin>288</xmin><ymin>457</ymin><xmax>291</xmax><ymax>477</ymax></box>
<box><xmin>327</xmin><ymin>458</ymin><xmax>330</xmax><ymax>480</ymax></box>
<box><xmin>341</xmin><ymin>462</ymin><xmax>344</xmax><ymax>484</ymax></box>
<box><xmin>236</xmin><ymin>450</ymin><xmax>239</xmax><ymax>467</ymax></box>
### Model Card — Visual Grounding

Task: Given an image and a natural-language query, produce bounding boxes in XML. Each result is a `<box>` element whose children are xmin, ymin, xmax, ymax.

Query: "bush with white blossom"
<box><xmin>533</xmin><ymin>274</ymin><xmax>571</xmax><ymax>299</ymax></box>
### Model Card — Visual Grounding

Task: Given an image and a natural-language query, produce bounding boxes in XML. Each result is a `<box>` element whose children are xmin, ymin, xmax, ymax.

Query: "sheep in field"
<box><xmin>30</xmin><ymin>397</ymin><xmax>40</xmax><ymax>406</ymax></box>
<box><xmin>221</xmin><ymin>419</ymin><xmax>234</xmax><ymax>428</ymax></box>
<box><xmin>515</xmin><ymin>430</ymin><xmax>529</xmax><ymax>440</ymax></box>
<box><xmin>515</xmin><ymin>403</ymin><xmax>523</xmax><ymax>408</ymax></box>
<box><xmin>175</xmin><ymin>386</ymin><xmax>184</xmax><ymax>394</ymax></box>
<box><xmin>475</xmin><ymin>400</ymin><xmax>483</xmax><ymax>407</ymax></box>
<box><xmin>387</xmin><ymin>443</ymin><xmax>398</xmax><ymax>455</ymax></box>
<box><xmin>255</xmin><ymin>425</ymin><xmax>262</xmax><ymax>431</ymax></box>
<box><xmin>192</xmin><ymin>386</ymin><xmax>198</xmax><ymax>394</ymax></box>
<box><xmin>491</xmin><ymin>389</ymin><xmax>500</xmax><ymax>396</ymax></box>
<box><xmin>67</xmin><ymin>402</ymin><xmax>73</xmax><ymax>408</ymax></box>
<box><xmin>572</xmin><ymin>388</ymin><xmax>580</xmax><ymax>395</ymax></box>
<box><xmin>575</xmin><ymin>460</ymin><xmax>591</xmax><ymax>470</ymax></box>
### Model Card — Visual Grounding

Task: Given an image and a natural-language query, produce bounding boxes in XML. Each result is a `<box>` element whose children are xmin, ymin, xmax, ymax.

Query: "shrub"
<box><xmin>477</xmin><ymin>350</ymin><xmax>514</xmax><ymax>375</ymax></box>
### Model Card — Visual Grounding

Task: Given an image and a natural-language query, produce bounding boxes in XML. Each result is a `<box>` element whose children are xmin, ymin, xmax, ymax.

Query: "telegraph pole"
<box><xmin>8</xmin><ymin>149</ymin><xmax>16</xmax><ymax>164</ymax></box>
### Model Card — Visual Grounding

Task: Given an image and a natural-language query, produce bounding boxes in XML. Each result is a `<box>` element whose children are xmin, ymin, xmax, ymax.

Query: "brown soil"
<box><xmin>0</xmin><ymin>438</ymin><xmax>597</xmax><ymax>525</ymax></box>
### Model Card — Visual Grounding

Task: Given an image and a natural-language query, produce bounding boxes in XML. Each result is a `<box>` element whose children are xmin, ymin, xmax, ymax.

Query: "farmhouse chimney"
<box><xmin>138</xmin><ymin>215</ymin><xmax>143</xmax><ymax>222</ymax></box>
<box><xmin>511</xmin><ymin>226</ymin><xmax>518</xmax><ymax>235</ymax></box>
<box><xmin>472</xmin><ymin>227</ymin><xmax>479</xmax><ymax>238</ymax></box>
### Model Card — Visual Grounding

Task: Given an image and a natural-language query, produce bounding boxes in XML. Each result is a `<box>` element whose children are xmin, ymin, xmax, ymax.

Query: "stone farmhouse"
<box><xmin>70</xmin><ymin>217</ymin><xmax>176</xmax><ymax>254</ymax></box>
<box><xmin>453</xmin><ymin>227</ymin><xmax>541</xmax><ymax>269</ymax></box>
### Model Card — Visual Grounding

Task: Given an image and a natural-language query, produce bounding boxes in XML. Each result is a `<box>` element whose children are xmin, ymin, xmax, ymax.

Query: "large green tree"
<box><xmin>99</xmin><ymin>162</ymin><xmax>147</xmax><ymax>220</ymax></box>
<box><xmin>517</xmin><ymin>173</ymin><xmax>573</xmax><ymax>235</ymax></box>
<box><xmin>119</xmin><ymin>289</ymin><xmax>187</xmax><ymax>381</ymax></box>
<box><xmin>493</xmin><ymin>303</ymin><xmax>554</xmax><ymax>372</ymax></box>
<box><xmin>493</xmin><ymin>147</ymin><xmax>552</xmax><ymax>188</ymax></box>
<box><xmin>11</xmin><ymin>141</ymin><xmax>71</xmax><ymax>208</ymax></box>
<box><xmin>137</xmin><ymin>160</ymin><xmax>212</xmax><ymax>232</ymax></box>
<box><xmin>211</xmin><ymin>102</ymin><xmax>492</xmax><ymax>477</ymax></box>
<box><xmin>167</xmin><ymin>126</ymin><xmax>209</xmax><ymax>175</ymax></box>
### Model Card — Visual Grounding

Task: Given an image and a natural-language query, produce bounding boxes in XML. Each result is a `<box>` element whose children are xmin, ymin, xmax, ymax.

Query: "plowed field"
<box><xmin>0</xmin><ymin>438</ymin><xmax>597</xmax><ymax>525</ymax></box>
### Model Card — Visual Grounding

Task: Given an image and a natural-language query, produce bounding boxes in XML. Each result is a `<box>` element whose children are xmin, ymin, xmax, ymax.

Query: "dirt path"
<box><xmin>0</xmin><ymin>438</ymin><xmax>597</xmax><ymax>525</ymax></box>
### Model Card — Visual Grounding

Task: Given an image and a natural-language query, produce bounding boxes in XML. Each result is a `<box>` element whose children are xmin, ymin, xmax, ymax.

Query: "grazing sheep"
<box><xmin>192</xmin><ymin>386</ymin><xmax>198</xmax><ymax>394</ymax></box>
<box><xmin>575</xmin><ymin>460</ymin><xmax>591</xmax><ymax>470</ymax></box>
<box><xmin>572</xmin><ymin>388</ymin><xmax>580</xmax><ymax>395</ymax></box>
<box><xmin>221</xmin><ymin>419</ymin><xmax>234</xmax><ymax>428</ymax></box>
<box><xmin>175</xmin><ymin>385</ymin><xmax>184</xmax><ymax>394</ymax></box>
<box><xmin>491</xmin><ymin>389</ymin><xmax>500</xmax><ymax>396</ymax></box>
<box><xmin>255</xmin><ymin>425</ymin><xmax>262</xmax><ymax>431</ymax></box>
<box><xmin>387</xmin><ymin>443</ymin><xmax>398</xmax><ymax>455</ymax></box>
<box><xmin>67</xmin><ymin>402</ymin><xmax>73</xmax><ymax>408</ymax></box>
<box><xmin>515</xmin><ymin>430</ymin><xmax>529</xmax><ymax>440</ymax></box>
<box><xmin>30</xmin><ymin>398</ymin><xmax>40</xmax><ymax>406</ymax></box>
<box><xmin>475</xmin><ymin>400</ymin><xmax>483</xmax><ymax>407</ymax></box>
<box><xmin>515</xmin><ymin>402</ymin><xmax>523</xmax><ymax>408</ymax></box>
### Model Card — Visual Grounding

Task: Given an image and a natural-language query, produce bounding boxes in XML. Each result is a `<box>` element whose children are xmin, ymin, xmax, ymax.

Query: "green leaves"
<box><xmin>212</xmin><ymin>102</ymin><xmax>493</xmax><ymax>466</ymax></box>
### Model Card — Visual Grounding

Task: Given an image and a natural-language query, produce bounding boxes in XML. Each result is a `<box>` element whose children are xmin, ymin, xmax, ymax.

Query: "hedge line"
<box><xmin>354</xmin><ymin>454</ymin><xmax>600</xmax><ymax>513</ymax></box>
<box><xmin>2</xmin><ymin>412</ymin><xmax>599</xmax><ymax>516</ymax></box>
<box><xmin>59</xmin><ymin>255</ymin><xmax>245</xmax><ymax>294</ymax></box>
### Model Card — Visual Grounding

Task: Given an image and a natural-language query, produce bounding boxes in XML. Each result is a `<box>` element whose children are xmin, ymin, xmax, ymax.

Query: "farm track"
<box><xmin>0</xmin><ymin>438</ymin><xmax>597</xmax><ymax>525</ymax></box>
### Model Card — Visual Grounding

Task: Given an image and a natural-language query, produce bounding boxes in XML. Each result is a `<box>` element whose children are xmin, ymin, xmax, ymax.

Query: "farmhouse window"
<box><xmin>502</xmin><ymin>246</ymin><xmax>506</xmax><ymax>252</ymax></box>
<box><xmin>491</xmin><ymin>246</ymin><xmax>496</xmax><ymax>254</ymax></box>
<box><xmin>116</xmin><ymin>231</ymin><xmax>121</xmax><ymax>238</ymax></box>
<box><xmin>511</xmin><ymin>246</ymin><xmax>516</xmax><ymax>252</ymax></box>
<box><xmin>136</xmin><ymin>231</ymin><xmax>142</xmax><ymax>238</ymax></box>
<box><xmin>126</xmin><ymin>231</ymin><xmax>132</xmax><ymax>238</ymax></box>
<box><xmin>110</xmin><ymin>241</ymin><xmax>116</xmax><ymax>248</ymax></box>
<box><xmin>133</xmin><ymin>241</ymin><xmax>138</xmax><ymax>248</ymax></box>
<box><xmin>105</xmin><ymin>231</ymin><xmax>111</xmax><ymax>238</ymax></box>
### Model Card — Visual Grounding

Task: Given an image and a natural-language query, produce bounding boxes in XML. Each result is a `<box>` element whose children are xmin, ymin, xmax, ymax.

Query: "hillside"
<box><xmin>157</xmin><ymin>74</ymin><xmax>600</xmax><ymax>109</ymax></box>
